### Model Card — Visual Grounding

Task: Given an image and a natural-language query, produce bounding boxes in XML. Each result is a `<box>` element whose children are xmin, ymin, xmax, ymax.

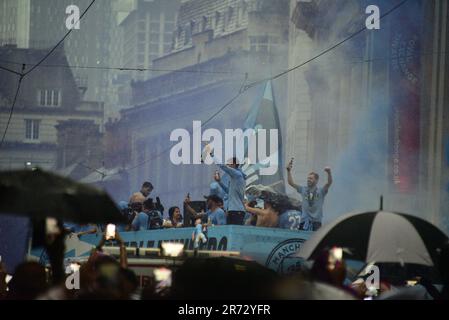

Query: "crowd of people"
<box><xmin>106</xmin><ymin>155</ymin><xmax>333</xmax><ymax>234</ymax></box>
<box><xmin>2</xmin><ymin>153</ymin><xmax>449</xmax><ymax>301</ymax></box>
<box><xmin>1</xmin><ymin>227</ymin><xmax>448</xmax><ymax>300</ymax></box>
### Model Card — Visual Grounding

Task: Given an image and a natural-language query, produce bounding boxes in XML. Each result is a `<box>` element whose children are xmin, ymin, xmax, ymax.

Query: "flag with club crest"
<box><xmin>240</xmin><ymin>80</ymin><xmax>284</xmax><ymax>192</ymax></box>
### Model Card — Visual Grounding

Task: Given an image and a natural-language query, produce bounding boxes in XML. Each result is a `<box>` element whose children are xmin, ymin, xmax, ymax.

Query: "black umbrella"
<box><xmin>170</xmin><ymin>257</ymin><xmax>279</xmax><ymax>299</ymax></box>
<box><xmin>295</xmin><ymin>211</ymin><xmax>448</xmax><ymax>269</ymax></box>
<box><xmin>0</xmin><ymin>168</ymin><xmax>125</xmax><ymax>224</ymax></box>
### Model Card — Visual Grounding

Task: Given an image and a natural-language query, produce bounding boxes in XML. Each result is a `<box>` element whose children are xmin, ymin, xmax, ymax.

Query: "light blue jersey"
<box><xmin>296</xmin><ymin>186</ymin><xmax>327</xmax><ymax>223</ymax></box>
<box><xmin>131</xmin><ymin>212</ymin><xmax>149</xmax><ymax>231</ymax></box>
<box><xmin>207</xmin><ymin>207</ymin><xmax>227</xmax><ymax>225</ymax></box>
<box><xmin>213</xmin><ymin>156</ymin><xmax>246</xmax><ymax>212</ymax></box>
<box><xmin>278</xmin><ymin>210</ymin><xmax>302</xmax><ymax>230</ymax></box>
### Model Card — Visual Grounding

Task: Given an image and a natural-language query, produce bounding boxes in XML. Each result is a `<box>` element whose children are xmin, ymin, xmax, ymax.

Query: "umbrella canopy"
<box><xmin>0</xmin><ymin>168</ymin><xmax>126</xmax><ymax>224</ymax></box>
<box><xmin>170</xmin><ymin>256</ymin><xmax>279</xmax><ymax>299</ymax></box>
<box><xmin>295</xmin><ymin>211</ymin><xmax>448</xmax><ymax>267</ymax></box>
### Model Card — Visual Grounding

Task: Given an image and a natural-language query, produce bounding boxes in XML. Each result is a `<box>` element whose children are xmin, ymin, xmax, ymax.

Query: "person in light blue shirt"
<box><xmin>278</xmin><ymin>210</ymin><xmax>302</xmax><ymax>230</ymax></box>
<box><xmin>205</xmin><ymin>144</ymin><xmax>246</xmax><ymax>225</ymax></box>
<box><xmin>205</xmin><ymin>195</ymin><xmax>227</xmax><ymax>225</ymax></box>
<box><xmin>131</xmin><ymin>198</ymin><xmax>160</xmax><ymax>231</ymax></box>
<box><xmin>185</xmin><ymin>194</ymin><xmax>227</xmax><ymax>225</ymax></box>
<box><xmin>131</xmin><ymin>211</ymin><xmax>149</xmax><ymax>231</ymax></box>
<box><xmin>286</xmin><ymin>158</ymin><xmax>332</xmax><ymax>231</ymax></box>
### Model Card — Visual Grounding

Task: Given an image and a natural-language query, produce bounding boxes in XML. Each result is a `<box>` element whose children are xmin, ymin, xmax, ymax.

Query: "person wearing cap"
<box><xmin>184</xmin><ymin>194</ymin><xmax>226</xmax><ymax>225</ymax></box>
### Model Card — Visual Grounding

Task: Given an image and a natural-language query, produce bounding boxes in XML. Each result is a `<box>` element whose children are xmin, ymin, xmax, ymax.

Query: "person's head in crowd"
<box><xmin>273</xmin><ymin>273</ymin><xmax>356</xmax><ymax>300</ymax></box>
<box><xmin>170</xmin><ymin>257</ymin><xmax>279</xmax><ymax>299</ymax></box>
<box><xmin>7</xmin><ymin>262</ymin><xmax>48</xmax><ymax>300</ymax></box>
<box><xmin>119</xmin><ymin>267</ymin><xmax>139</xmax><ymax>299</ymax></box>
<box><xmin>168</xmin><ymin>206</ymin><xmax>182</xmax><ymax>223</ymax></box>
<box><xmin>307</xmin><ymin>172</ymin><xmax>319</xmax><ymax>188</ymax></box>
<box><xmin>194</xmin><ymin>217</ymin><xmax>202</xmax><ymax>226</ymax></box>
<box><xmin>262</xmin><ymin>193</ymin><xmax>288</xmax><ymax>215</ymax></box>
<box><xmin>350</xmin><ymin>278</ymin><xmax>368</xmax><ymax>298</ymax></box>
<box><xmin>141</xmin><ymin>182</ymin><xmax>153</xmax><ymax>197</ymax></box>
<box><xmin>311</xmin><ymin>247</ymin><xmax>347</xmax><ymax>288</ymax></box>
<box><xmin>77</xmin><ymin>253</ymin><xmax>133</xmax><ymax>300</ymax></box>
<box><xmin>140</xmin><ymin>276</ymin><xmax>158</xmax><ymax>300</ymax></box>
<box><xmin>206</xmin><ymin>194</ymin><xmax>222</xmax><ymax>211</ymax></box>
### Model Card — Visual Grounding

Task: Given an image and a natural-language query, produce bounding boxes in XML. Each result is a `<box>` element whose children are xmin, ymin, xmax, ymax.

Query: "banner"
<box><xmin>389</xmin><ymin>0</ymin><xmax>423</xmax><ymax>193</ymax></box>
<box><xmin>30</xmin><ymin>226</ymin><xmax>311</xmax><ymax>274</ymax></box>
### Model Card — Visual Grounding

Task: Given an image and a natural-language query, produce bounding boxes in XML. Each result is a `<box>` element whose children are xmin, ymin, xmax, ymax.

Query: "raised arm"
<box><xmin>205</xmin><ymin>143</ymin><xmax>242</xmax><ymax>179</ymax></box>
<box><xmin>323</xmin><ymin>167</ymin><xmax>333</xmax><ymax>193</ymax></box>
<box><xmin>76</xmin><ymin>224</ymin><xmax>98</xmax><ymax>238</ymax></box>
<box><xmin>115</xmin><ymin>231</ymin><xmax>128</xmax><ymax>269</ymax></box>
<box><xmin>286</xmin><ymin>158</ymin><xmax>300</xmax><ymax>190</ymax></box>
<box><xmin>244</xmin><ymin>204</ymin><xmax>268</xmax><ymax>217</ymax></box>
<box><xmin>214</xmin><ymin>171</ymin><xmax>229</xmax><ymax>193</ymax></box>
<box><xmin>183</xmin><ymin>198</ymin><xmax>198</xmax><ymax>217</ymax></box>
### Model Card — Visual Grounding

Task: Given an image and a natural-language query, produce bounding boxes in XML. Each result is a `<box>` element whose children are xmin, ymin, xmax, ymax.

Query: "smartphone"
<box><xmin>154</xmin><ymin>267</ymin><xmax>172</xmax><ymax>282</ymax></box>
<box><xmin>105</xmin><ymin>224</ymin><xmax>116</xmax><ymax>240</ymax></box>
<box><xmin>46</xmin><ymin>218</ymin><xmax>61</xmax><ymax>236</ymax></box>
<box><xmin>70</xmin><ymin>263</ymin><xmax>80</xmax><ymax>273</ymax></box>
<box><xmin>65</xmin><ymin>262</ymin><xmax>80</xmax><ymax>274</ymax></box>
<box><xmin>406</xmin><ymin>280</ymin><xmax>418</xmax><ymax>286</ymax></box>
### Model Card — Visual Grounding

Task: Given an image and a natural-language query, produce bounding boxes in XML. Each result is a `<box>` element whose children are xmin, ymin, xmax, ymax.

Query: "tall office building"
<box><xmin>105</xmin><ymin>0</ymin><xmax>180</xmax><ymax>119</ymax></box>
<box><xmin>0</xmin><ymin>0</ymin><xmax>113</xmax><ymax>104</ymax></box>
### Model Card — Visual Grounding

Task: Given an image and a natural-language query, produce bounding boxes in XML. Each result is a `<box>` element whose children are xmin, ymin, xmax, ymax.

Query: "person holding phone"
<box><xmin>184</xmin><ymin>194</ymin><xmax>226</xmax><ymax>225</ymax></box>
<box><xmin>204</xmin><ymin>144</ymin><xmax>246</xmax><ymax>225</ymax></box>
<box><xmin>286</xmin><ymin>158</ymin><xmax>332</xmax><ymax>231</ymax></box>
<box><xmin>91</xmin><ymin>227</ymin><xmax>128</xmax><ymax>269</ymax></box>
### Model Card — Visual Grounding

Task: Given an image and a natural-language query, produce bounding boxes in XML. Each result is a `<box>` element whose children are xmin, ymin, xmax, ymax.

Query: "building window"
<box><xmin>38</xmin><ymin>89</ymin><xmax>61</xmax><ymax>106</ymax></box>
<box><xmin>227</xmin><ymin>7</ymin><xmax>234</xmax><ymax>28</ymax></box>
<box><xmin>249</xmin><ymin>35</ymin><xmax>279</xmax><ymax>53</ymax></box>
<box><xmin>25</xmin><ymin>119</ymin><xmax>40</xmax><ymax>141</ymax></box>
<box><xmin>202</xmin><ymin>16</ymin><xmax>208</xmax><ymax>31</ymax></box>
<box><xmin>190</xmin><ymin>20</ymin><xmax>196</xmax><ymax>34</ymax></box>
<box><xmin>215</xmin><ymin>11</ymin><xmax>221</xmax><ymax>30</ymax></box>
<box><xmin>184</xmin><ymin>23</ymin><xmax>192</xmax><ymax>45</ymax></box>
